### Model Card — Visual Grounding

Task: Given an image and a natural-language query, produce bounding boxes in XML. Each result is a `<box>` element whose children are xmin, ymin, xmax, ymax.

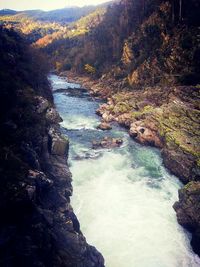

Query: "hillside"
<box><xmin>0</xmin><ymin>6</ymin><xmax>98</xmax><ymax>23</ymax></box>
<box><xmin>0</xmin><ymin>2</ymin><xmax>112</xmax><ymax>23</ymax></box>
<box><xmin>0</xmin><ymin>3</ymin><xmax>111</xmax><ymax>45</ymax></box>
<box><xmin>34</xmin><ymin>6</ymin><xmax>108</xmax><ymax>71</ymax></box>
<box><xmin>51</xmin><ymin>0</ymin><xmax>200</xmax><ymax>84</ymax></box>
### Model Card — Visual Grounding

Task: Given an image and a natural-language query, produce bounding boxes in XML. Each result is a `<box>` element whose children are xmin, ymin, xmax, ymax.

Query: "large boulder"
<box><xmin>102</xmin><ymin>112</ymin><xmax>114</xmax><ymax>122</ymax></box>
<box><xmin>48</xmin><ymin>128</ymin><xmax>69</xmax><ymax>157</ymax></box>
<box><xmin>129</xmin><ymin>121</ymin><xmax>163</xmax><ymax>148</ymax></box>
<box><xmin>46</xmin><ymin>107</ymin><xmax>63</xmax><ymax>124</ymax></box>
<box><xmin>173</xmin><ymin>182</ymin><xmax>200</xmax><ymax>230</ymax></box>
<box><xmin>173</xmin><ymin>181</ymin><xmax>200</xmax><ymax>256</ymax></box>
<box><xmin>115</xmin><ymin>113</ymin><xmax>132</xmax><ymax>127</ymax></box>
<box><xmin>162</xmin><ymin>148</ymin><xmax>197</xmax><ymax>184</ymax></box>
<box><xmin>35</xmin><ymin>96</ymin><xmax>49</xmax><ymax>114</ymax></box>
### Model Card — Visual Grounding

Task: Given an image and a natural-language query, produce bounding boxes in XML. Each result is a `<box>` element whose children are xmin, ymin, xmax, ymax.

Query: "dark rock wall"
<box><xmin>0</xmin><ymin>26</ymin><xmax>104</xmax><ymax>267</ymax></box>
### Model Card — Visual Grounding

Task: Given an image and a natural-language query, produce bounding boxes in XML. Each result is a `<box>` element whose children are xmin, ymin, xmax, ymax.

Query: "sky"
<box><xmin>0</xmin><ymin>0</ymin><xmax>109</xmax><ymax>11</ymax></box>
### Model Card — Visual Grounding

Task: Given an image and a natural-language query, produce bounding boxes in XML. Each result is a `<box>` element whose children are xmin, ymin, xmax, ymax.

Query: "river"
<box><xmin>49</xmin><ymin>74</ymin><xmax>200</xmax><ymax>267</ymax></box>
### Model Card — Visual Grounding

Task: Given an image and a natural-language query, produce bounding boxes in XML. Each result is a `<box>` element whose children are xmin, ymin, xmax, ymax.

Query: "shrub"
<box><xmin>84</xmin><ymin>64</ymin><xmax>96</xmax><ymax>74</ymax></box>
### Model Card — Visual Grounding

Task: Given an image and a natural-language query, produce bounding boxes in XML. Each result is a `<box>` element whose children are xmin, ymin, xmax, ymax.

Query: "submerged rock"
<box><xmin>92</xmin><ymin>136</ymin><xmax>123</xmax><ymax>149</ymax></box>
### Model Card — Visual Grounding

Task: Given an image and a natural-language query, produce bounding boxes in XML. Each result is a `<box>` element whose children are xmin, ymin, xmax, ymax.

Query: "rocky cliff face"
<box><xmin>174</xmin><ymin>182</ymin><xmax>200</xmax><ymax>256</ymax></box>
<box><xmin>0</xmin><ymin>26</ymin><xmax>104</xmax><ymax>267</ymax></box>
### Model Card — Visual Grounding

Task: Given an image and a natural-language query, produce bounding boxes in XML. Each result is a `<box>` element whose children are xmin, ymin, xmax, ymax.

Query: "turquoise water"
<box><xmin>50</xmin><ymin>74</ymin><xmax>200</xmax><ymax>267</ymax></box>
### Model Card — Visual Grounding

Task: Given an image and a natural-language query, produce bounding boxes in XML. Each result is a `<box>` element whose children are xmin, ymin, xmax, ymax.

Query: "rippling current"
<box><xmin>49</xmin><ymin>74</ymin><xmax>200</xmax><ymax>267</ymax></box>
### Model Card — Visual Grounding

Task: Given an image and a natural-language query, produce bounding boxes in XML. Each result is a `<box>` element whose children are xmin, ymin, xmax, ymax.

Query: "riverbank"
<box><xmin>61</xmin><ymin>70</ymin><xmax>200</xmax><ymax>257</ymax></box>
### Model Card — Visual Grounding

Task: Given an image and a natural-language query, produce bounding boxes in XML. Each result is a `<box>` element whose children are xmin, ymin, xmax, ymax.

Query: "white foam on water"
<box><xmin>48</xmin><ymin>74</ymin><xmax>81</xmax><ymax>90</ymax></box>
<box><xmin>71</xmin><ymin>150</ymin><xmax>200</xmax><ymax>267</ymax></box>
<box><xmin>61</xmin><ymin>114</ymin><xmax>99</xmax><ymax>130</ymax></box>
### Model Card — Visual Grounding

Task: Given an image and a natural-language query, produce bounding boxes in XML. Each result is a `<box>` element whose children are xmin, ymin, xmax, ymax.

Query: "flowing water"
<box><xmin>49</xmin><ymin>74</ymin><xmax>200</xmax><ymax>267</ymax></box>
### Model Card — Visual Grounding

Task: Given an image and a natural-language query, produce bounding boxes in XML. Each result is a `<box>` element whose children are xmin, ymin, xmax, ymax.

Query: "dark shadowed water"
<box><xmin>49</xmin><ymin>74</ymin><xmax>200</xmax><ymax>267</ymax></box>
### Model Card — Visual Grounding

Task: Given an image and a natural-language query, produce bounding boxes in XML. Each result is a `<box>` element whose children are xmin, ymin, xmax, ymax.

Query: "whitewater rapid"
<box><xmin>50</xmin><ymin>74</ymin><xmax>200</xmax><ymax>267</ymax></box>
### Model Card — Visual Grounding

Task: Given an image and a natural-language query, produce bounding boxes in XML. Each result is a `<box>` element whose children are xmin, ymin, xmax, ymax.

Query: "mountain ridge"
<box><xmin>0</xmin><ymin>2</ymin><xmax>114</xmax><ymax>23</ymax></box>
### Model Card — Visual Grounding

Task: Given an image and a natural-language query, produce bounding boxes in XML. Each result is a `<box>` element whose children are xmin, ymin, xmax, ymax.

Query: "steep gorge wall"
<box><xmin>55</xmin><ymin>0</ymin><xmax>200</xmax><ymax>87</ymax></box>
<box><xmin>0</xmin><ymin>26</ymin><xmax>104</xmax><ymax>267</ymax></box>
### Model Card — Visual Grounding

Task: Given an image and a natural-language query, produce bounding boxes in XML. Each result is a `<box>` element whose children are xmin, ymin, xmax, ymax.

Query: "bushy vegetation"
<box><xmin>84</xmin><ymin>64</ymin><xmax>96</xmax><ymax>75</ymax></box>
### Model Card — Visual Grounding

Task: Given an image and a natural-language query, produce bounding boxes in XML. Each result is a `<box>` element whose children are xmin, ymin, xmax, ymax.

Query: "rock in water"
<box><xmin>129</xmin><ymin>121</ymin><xmax>163</xmax><ymax>148</ymax></box>
<box><xmin>92</xmin><ymin>136</ymin><xmax>123</xmax><ymax>149</ymax></box>
<box><xmin>35</xmin><ymin>96</ymin><xmax>49</xmax><ymax>113</ymax></box>
<box><xmin>97</xmin><ymin>121</ymin><xmax>112</xmax><ymax>130</ymax></box>
<box><xmin>48</xmin><ymin>127</ymin><xmax>69</xmax><ymax>156</ymax></box>
<box><xmin>46</xmin><ymin>107</ymin><xmax>63</xmax><ymax>123</ymax></box>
